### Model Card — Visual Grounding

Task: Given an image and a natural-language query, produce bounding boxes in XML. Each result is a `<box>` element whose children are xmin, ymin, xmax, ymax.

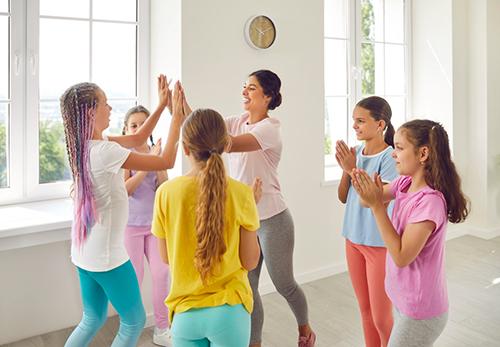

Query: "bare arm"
<box><xmin>239</xmin><ymin>228</ymin><xmax>260</xmax><ymax>270</ymax></box>
<box><xmin>338</xmin><ymin>172</ymin><xmax>351</xmax><ymax>204</ymax></box>
<box><xmin>121</xmin><ymin>82</ymin><xmax>186</xmax><ymax>171</ymax></box>
<box><xmin>156</xmin><ymin>170</ymin><xmax>168</xmax><ymax>187</ymax></box>
<box><xmin>157</xmin><ymin>237</ymin><xmax>169</xmax><ymax>264</ymax></box>
<box><xmin>124</xmin><ymin>169</ymin><xmax>148</xmax><ymax>196</ymax></box>
<box><xmin>227</xmin><ymin>134</ymin><xmax>262</xmax><ymax>153</ymax></box>
<box><xmin>109</xmin><ymin>75</ymin><xmax>171</xmax><ymax>148</ymax></box>
<box><xmin>371</xmin><ymin>203</ymin><xmax>434</xmax><ymax>267</ymax></box>
<box><xmin>351</xmin><ymin>169</ymin><xmax>434</xmax><ymax>267</ymax></box>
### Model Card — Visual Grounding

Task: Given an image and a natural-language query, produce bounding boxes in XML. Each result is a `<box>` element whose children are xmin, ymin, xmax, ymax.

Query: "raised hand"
<box><xmin>172</xmin><ymin>81</ymin><xmax>186</xmax><ymax>123</ymax></box>
<box><xmin>157</xmin><ymin>74</ymin><xmax>172</xmax><ymax>110</ymax></box>
<box><xmin>178</xmin><ymin>82</ymin><xmax>192</xmax><ymax>116</ymax></box>
<box><xmin>335</xmin><ymin>140</ymin><xmax>356</xmax><ymax>174</ymax></box>
<box><xmin>351</xmin><ymin>169</ymin><xmax>383</xmax><ymax>208</ymax></box>
<box><xmin>252</xmin><ymin>177</ymin><xmax>263</xmax><ymax>204</ymax></box>
<box><xmin>150</xmin><ymin>138</ymin><xmax>162</xmax><ymax>156</ymax></box>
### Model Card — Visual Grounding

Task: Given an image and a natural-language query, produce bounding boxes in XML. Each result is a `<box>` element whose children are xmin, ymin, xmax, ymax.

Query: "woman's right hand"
<box><xmin>172</xmin><ymin>81</ymin><xmax>186</xmax><ymax>123</ymax></box>
<box><xmin>150</xmin><ymin>138</ymin><xmax>162</xmax><ymax>156</ymax></box>
<box><xmin>335</xmin><ymin>140</ymin><xmax>356</xmax><ymax>174</ymax></box>
<box><xmin>252</xmin><ymin>177</ymin><xmax>263</xmax><ymax>204</ymax></box>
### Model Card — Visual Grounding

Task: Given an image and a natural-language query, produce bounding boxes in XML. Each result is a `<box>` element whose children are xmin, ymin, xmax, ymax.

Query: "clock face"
<box><xmin>247</xmin><ymin>15</ymin><xmax>276</xmax><ymax>49</ymax></box>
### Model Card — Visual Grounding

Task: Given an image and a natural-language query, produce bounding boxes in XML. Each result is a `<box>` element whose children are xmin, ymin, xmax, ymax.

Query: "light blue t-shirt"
<box><xmin>342</xmin><ymin>144</ymin><xmax>398</xmax><ymax>247</ymax></box>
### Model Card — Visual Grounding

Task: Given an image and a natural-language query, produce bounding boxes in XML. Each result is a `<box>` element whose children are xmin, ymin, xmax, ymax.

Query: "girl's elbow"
<box><xmin>242</xmin><ymin>258</ymin><xmax>259</xmax><ymax>271</ymax></box>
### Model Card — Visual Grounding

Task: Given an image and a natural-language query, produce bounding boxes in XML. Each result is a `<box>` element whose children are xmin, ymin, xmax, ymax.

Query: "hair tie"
<box><xmin>208</xmin><ymin>149</ymin><xmax>217</xmax><ymax>155</ymax></box>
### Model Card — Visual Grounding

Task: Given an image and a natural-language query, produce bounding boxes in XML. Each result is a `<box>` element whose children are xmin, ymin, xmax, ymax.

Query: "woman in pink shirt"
<box><xmin>225</xmin><ymin>70</ymin><xmax>316</xmax><ymax>347</ymax></box>
<box><xmin>351</xmin><ymin>119</ymin><xmax>469</xmax><ymax>347</ymax></box>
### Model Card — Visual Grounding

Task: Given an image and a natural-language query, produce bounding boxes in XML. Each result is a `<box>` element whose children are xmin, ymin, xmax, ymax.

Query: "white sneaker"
<box><xmin>153</xmin><ymin>326</ymin><xmax>172</xmax><ymax>347</ymax></box>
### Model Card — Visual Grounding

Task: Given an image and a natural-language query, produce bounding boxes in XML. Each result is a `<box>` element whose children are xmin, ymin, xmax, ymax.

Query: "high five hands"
<box><xmin>351</xmin><ymin>169</ymin><xmax>384</xmax><ymax>209</ymax></box>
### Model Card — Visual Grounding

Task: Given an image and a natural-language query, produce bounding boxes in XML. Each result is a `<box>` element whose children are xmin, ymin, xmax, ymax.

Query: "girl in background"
<box><xmin>352</xmin><ymin>119</ymin><xmax>469</xmax><ymax>347</ymax></box>
<box><xmin>61</xmin><ymin>76</ymin><xmax>186</xmax><ymax>347</ymax></box>
<box><xmin>152</xmin><ymin>106</ymin><xmax>261</xmax><ymax>347</ymax></box>
<box><xmin>123</xmin><ymin>105</ymin><xmax>171</xmax><ymax>346</ymax></box>
<box><xmin>336</xmin><ymin>96</ymin><xmax>397</xmax><ymax>347</ymax></box>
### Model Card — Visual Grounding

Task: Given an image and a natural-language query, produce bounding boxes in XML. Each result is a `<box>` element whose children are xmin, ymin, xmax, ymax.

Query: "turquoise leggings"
<box><xmin>171</xmin><ymin>304</ymin><xmax>250</xmax><ymax>347</ymax></box>
<box><xmin>65</xmin><ymin>261</ymin><xmax>146</xmax><ymax>347</ymax></box>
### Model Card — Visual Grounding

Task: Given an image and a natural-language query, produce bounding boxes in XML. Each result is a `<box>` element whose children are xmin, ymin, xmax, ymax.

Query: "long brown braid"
<box><xmin>182</xmin><ymin>109</ymin><xmax>229</xmax><ymax>283</ymax></box>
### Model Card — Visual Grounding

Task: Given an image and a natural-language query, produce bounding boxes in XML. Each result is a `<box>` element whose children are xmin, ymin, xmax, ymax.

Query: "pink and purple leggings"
<box><xmin>124</xmin><ymin>225</ymin><xmax>170</xmax><ymax>329</ymax></box>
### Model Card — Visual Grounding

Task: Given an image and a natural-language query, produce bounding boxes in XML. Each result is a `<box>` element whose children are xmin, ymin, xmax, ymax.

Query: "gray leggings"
<box><xmin>248</xmin><ymin>209</ymin><xmax>309</xmax><ymax>344</ymax></box>
<box><xmin>388</xmin><ymin>308</ymin><xmax>448</xmax><ymax>347</ymax></box>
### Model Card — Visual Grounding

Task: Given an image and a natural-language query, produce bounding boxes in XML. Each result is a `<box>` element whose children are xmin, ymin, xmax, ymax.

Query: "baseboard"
<box><xmin>257</xmin><ymin>261</ymin><xmax>348</xmax><ymax>296</ymax></box>
<box><xmin>448</xmin><ymin>223</ymin><xmax>500</xmax><ymax>240</ymax></box>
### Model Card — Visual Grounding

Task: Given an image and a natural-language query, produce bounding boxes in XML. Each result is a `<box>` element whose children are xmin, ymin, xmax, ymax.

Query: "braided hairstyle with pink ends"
<box><xmin>60</xmin><ymin>82</ymin><xmax>101</xmax><ymax>248</ymax></box>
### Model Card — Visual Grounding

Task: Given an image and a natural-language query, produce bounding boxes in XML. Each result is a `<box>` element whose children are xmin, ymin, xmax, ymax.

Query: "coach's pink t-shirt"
<box><xmin>225</xmin><ymin>114</ymin><xmax>287</xmax><ymax>220</ymax></box>
<box><xmin>386</xmin><ymin>175</ymin><xmax>449</xmax><ymax>319</ymax></box>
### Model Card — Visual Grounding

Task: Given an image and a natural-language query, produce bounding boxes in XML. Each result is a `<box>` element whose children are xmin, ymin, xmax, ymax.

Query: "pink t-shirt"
<box><xmin>386</xmin><ymin>175</ymin><xmax>449</xmax><ymax>319</ymax></box>
<box><xmin>225</xmin><ymin>114</ymin><xmax>287</xmax><ymax>220</ymax></box>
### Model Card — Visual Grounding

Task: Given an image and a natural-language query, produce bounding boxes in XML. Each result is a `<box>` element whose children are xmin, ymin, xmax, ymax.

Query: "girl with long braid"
<box><xmin>60</xmin><ymin>75</ymin><xmax>186</xmax><ymax>347</ymax></box>
<box><xmin>351</xmin><ymin>120</ymin><xmax>469</xmax><ymax>347</ymax></box>
<box><xmin>152</xmin><ymin>108</ymin><xmax>261</xmax><ymax>347</ymax></box>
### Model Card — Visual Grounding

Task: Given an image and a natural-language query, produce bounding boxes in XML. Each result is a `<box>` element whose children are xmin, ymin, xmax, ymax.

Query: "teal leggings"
<box><xmin>65</xmin><ymin>261</ymin><xmax>146</xmax><ymax>347</ymax></box>
<box><xmin>171</xmin><ymin>304</ymin><xmax>250</xmax><ymax>347</ymax></box>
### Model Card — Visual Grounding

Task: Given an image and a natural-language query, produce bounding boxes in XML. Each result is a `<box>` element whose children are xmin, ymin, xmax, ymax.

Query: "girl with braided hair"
<box><xmin>351</xmin><ymin>119</ymin><xmax>469</xmax><ymax>347</ymax></box>
<box><xmin>60</xmin><ymin>75</ymin><xmax>186</xmax><ymax>347</ymax></box>
<box><xmin>152</xmin><ymin>108</ymin><xmax>261</xmax><ymax>347</ymax></box>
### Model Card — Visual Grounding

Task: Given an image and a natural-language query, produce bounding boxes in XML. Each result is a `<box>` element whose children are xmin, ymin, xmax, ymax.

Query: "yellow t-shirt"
<box><xmin>152</xmin><ymin>175</ymin><xmax>260</xmax><ymax>322</ymax></box>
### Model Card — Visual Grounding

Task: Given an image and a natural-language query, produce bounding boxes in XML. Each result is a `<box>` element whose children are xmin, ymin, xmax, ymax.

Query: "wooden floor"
<box><xmin>3</xmin><ymin>235</ymin><xmax>500</xmax><ymax>347</ymax></box>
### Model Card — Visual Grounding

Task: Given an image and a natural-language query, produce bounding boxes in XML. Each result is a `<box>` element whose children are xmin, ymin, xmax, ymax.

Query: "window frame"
<box><xmin>1</xmin><ymin>0</ymin><xmax>150</xmax><ymax>205</ymax></box>
<box><xmin>324</xmin><ymin>0</ymin><xmax>411</xmax><ymax>183</ymax></box>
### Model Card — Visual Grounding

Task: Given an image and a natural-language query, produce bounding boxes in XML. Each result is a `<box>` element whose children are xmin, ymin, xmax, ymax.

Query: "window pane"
<box><xmin>93</xmin><ymin>0</ymin><xmax>136</xmax><ymax>22</ymax></box>
<box><xmin>40</xmin><ymin>0</ymin><xmax>89</xmax><ymax>18</ymax></box>
<box><xmin>40</xmin><ymin>18</ymin><xmax>89</xmax><ymax>99</ymax></box>
<box><xmin>0</xmin><ymin>103</ymin><xmax>8</xmax><ymax>188</ymax></box>
<box><xmin>361</xmin><ymin>0</ymin><xmax>383</xmax><ymax>42</ymax></box>
<box><xmin>324</xmin><ymin>0</ymin><xmax>348</xmax><ymax>38</ymax></box>
<box><xmin>385</xmin><ymin>44</ymin><xmax>405</xmax><ymax>95</ymax></box>
<box><xmin>39</xmin><ymin>102</ymin><xmax>70</xmax><ymax>184</ymax></box>
<box><xmin>0</xmin><ymin>16</ymin><xmax>8</xmax><ymax>100</ymax></box>
<box><xmin>325</xmin><ymin>96</ymin><xmax>348</xmax><ymax>149</ymax></box>
<box><xmin>361</xmin><ymin>42</ymin><xmax>384</xmax><ymax>95</ymax></box>
<box><xmin>325</xmin><ymin>39</ymin><xmax>347</xmax><ymax>96</ymax></box>
<box><xmin>93</xmin><ymin>22</ymin><xmax>136</xmax><ymax>99</ymax></box>
<box><xmin>0</xmin><ymin>0</ymin><xmax>8</xmax><ymax>12</ymax></box>
<box><xmin>385</xmin><ymin>0</ymin><xmax>404</xmax><ymax>43</ymax></box>
<box><xmin>385</xmin><ymin>96</ymin><xmax>406</xmax><ymax>129</ymax></box>
<box><xmin>105</xmin><ymin>99</ymin><xmax>136</xmax><ymax>136</ymax></box>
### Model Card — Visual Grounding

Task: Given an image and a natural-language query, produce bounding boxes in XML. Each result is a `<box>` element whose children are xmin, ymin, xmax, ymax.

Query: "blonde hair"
<box><xmin>182</xmin><ymin>109</ymin><xmax>229</xmax><ymax>283</ymax></box>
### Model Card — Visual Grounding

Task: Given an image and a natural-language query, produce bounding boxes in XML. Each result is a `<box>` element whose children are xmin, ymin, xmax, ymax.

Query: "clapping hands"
<box><xmin>351</xmin><ymin>169</ymin><xmax>384</xmax><ymax>208</ymax></box>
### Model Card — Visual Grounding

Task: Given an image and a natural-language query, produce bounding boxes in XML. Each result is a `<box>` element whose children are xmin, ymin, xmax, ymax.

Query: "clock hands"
<box><xmin>255</xmin><ymin>26</ymin><xmax>273</xmax><ymax>36</ymax></box>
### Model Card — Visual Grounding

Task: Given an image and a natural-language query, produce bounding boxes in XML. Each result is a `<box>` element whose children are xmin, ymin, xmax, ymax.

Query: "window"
<box><xmin>324</xmin><ymin>0</ymin><xmax>410</xmax><ymax>181</ymax></box>
<box><xmin>0</xmin><ymin>0</ymin><xmax>149</xmax><ymax>204</ymax></box>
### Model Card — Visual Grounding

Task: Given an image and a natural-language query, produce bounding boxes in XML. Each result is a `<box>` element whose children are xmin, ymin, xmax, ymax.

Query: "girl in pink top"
<box><xmin>351</xmin><ymin>120</ymin><xmax>469</xmax><ymax>347</ymax></box>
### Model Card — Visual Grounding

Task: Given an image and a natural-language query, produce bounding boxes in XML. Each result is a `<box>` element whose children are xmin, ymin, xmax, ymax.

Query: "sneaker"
<box><xmin>298</xmin><ymin>331</ymin><xmax>316</xmax><ymax>347</ymax></box>
<box><xmin>153</xmin><ymin>326</ymin><xmax>172</xmax><ymax>347</ymax></box>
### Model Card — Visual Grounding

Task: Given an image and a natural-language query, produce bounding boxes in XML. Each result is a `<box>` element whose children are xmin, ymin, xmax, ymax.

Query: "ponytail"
<box><xmin>401</xmin><ymin>120</ymin><xmax>470</xmax><ymax>223</ymax></box>
<box><xmin>195</xmin><ymin>152</ymin><xmax>227</xmax><ymax>283</ymax></box>
<box><xmin>356</xmin><ymin>96</ymin><xmax>395</xmax><ymax>147</ymax></box>
<box><xmin>181</xmin><ymin>108</ymin><xmax>229</xmax><ymax>283</ymax></box>
<box><xmin>384</xmin><ymin>122</ymin><xmax>395</xmax><ymax>148</ymax></box>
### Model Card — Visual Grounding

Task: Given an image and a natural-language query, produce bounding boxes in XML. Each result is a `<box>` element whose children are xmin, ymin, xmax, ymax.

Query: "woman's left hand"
<box><xmin>351</xmin><ymin>169</ymin><xmax>384</xmax><ymax>208</ymax></box>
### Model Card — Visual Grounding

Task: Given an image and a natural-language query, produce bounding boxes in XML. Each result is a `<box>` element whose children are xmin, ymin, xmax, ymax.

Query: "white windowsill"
<box><xmin>0</xmin><ymin>199</ymin><xmax>73</xmax><ymax>251</ymax></box>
